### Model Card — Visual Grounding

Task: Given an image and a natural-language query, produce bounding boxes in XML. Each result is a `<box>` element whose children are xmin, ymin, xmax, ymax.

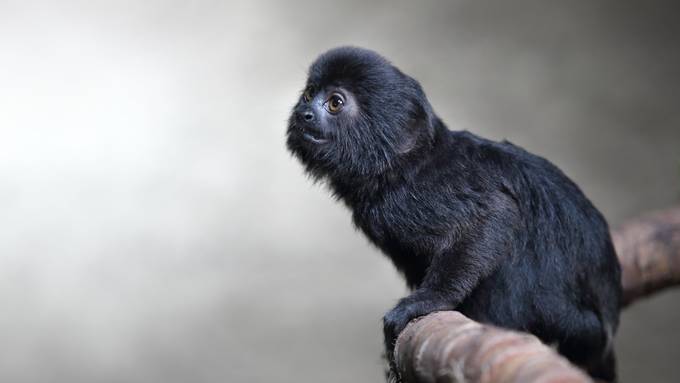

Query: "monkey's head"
<box><xmin>286</xmin><ymin>47</ymin><xmax>436</xmax><ymax>183</ymax></box>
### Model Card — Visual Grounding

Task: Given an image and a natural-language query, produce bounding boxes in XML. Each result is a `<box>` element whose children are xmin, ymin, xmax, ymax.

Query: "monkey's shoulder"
<box><xmin>443</xmin><ymin>131</ymin><xmax>589</xmax><ymax>200</ymax></box>
<box><xmin>351</xmin><ymin>139</ymin><xmax>515</xmax><ymax>243</ymax></box>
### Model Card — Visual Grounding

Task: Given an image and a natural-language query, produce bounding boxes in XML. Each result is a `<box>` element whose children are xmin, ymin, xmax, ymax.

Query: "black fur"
<box><xmin>286</xmin><ymin>47</ymin><xmax>622</xmax><ymax>381</ymax></box>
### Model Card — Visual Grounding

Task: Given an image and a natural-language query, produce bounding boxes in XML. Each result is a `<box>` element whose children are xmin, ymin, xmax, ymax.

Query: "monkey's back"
<box><xmin>448</xmin><ymin>130</ymin><xmax>622</xmax><ymax>352</ymax></box>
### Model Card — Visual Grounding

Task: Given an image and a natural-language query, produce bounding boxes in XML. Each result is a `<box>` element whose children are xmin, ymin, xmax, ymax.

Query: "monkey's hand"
<box><xmin>383</xmin><ymin>289</ymin><xmax>457</xmax><ymax>383</ymax></box>
<box><xmin>383</xmin><ymin>289</ymin><xmax>454</xmax><ymax>356</ymax></box>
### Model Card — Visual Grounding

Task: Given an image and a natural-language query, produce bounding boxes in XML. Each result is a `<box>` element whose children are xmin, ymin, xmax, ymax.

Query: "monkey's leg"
<box><xmin>589</xmin><ymin>349</ymin><xmax>617</xmax><ymax>383</ymax></box>
<box><xmin>557</xmin><ymin>311</ymin><xmax>617</xmax><ymax>382</ymax></box>
<box><xmin>560</xmin><ymin>340</ymin><xmax>616</xmax><ymax>382</ymax></box>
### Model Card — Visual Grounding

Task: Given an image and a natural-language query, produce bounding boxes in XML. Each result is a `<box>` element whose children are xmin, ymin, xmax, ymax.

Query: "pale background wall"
<box><xmin>1</xmin><ymin>1</ymin><xmax>679</xmax><ymax>382</ymax></box>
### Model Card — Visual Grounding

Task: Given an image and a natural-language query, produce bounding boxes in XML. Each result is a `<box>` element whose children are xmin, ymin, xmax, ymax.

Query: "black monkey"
<box><xmin>286</xmin><ymin>47</ymin><xmax>622</xmax><ymax>381</ymax></box>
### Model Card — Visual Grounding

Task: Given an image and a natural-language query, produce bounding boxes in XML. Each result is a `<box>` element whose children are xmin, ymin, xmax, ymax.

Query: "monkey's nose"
<box><xmin>303</xmin><ymin>111</ymin><xmax>314</xmax><ymax>122</ymax></box>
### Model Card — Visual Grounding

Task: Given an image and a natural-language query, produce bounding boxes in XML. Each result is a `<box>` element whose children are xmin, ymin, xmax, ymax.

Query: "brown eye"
<box><xmin>325</xmin><ymin>93</ymin><xmax>345</xmax><ymax>114</ymax></box>
<box><xmin>302</xmin><ymin>86</ymin><xmax>313</xmax><ymax>103</ymax></box>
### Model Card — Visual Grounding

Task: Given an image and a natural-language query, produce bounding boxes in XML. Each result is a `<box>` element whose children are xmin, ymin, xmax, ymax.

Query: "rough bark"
<box><xmin>394</xmin><ymin>206</ymin><xmax>680</xmax><ymax>383</ymax></box>
<box><xmin>613</xmin><ymin>206</ymin><xmax>680</xmax><ymax>306</ymax></box>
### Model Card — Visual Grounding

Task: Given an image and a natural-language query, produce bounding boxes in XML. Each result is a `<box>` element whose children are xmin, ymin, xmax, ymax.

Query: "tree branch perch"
<box><xmin>393</xmin><ymin>206</ymin><xmax>680</xmax><ymax>383</ymax></box>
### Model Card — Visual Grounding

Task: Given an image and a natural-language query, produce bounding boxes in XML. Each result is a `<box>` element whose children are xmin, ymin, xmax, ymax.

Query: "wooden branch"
<box><xmin>394</xmin><ymin>206</ymin><xmax>680</xmax><ymax>383</ymax></box>
<box><xmin>394</xmin><ymin>311</ymin><xmax>592</xmax><ymax>383</ymax></box>
<box><xmin>613</xmin><ymin>206</ymin><xmax>680</xmax><ymax>306</ymax></box>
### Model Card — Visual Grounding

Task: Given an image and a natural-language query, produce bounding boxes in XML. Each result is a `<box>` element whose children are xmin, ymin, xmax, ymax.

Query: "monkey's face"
<box><xmin>286</xmin><ymin>47</ymin><xmax>434</xmax><ymax>182</ymax></box>
<box><xmin>286</xmin><ymin>83</ymin><xmax>360</xmax><ymax>178</ymax></box>
<box><xmin>287</xmin><ymin>84</ymin><xmax>357</xmax><ymax>147</ymax></box>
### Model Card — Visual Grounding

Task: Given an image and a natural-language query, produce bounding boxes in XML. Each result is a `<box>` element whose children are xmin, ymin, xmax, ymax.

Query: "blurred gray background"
<box><xmin>1</xmin><ymin>1</ymin><xmax>679</xmax><ymax>382</ymax></box>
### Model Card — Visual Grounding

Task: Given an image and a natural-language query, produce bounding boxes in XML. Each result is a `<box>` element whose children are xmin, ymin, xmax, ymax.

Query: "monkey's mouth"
<box><xmin>299</xmin><ymin>126</ymin><xmax>329</xmax><ymax>144</ymax></box>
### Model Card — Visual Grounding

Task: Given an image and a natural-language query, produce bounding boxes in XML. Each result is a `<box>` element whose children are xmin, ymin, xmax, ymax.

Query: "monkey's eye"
<box><xmin>302</xmin><ymin>86</ymin><xmax>314</xmax><ymax>103</ymax></box>
<box><xmin>325</xmin><ymin>93</ymin><xmax>345</xmax><ymax>114</ymax></box>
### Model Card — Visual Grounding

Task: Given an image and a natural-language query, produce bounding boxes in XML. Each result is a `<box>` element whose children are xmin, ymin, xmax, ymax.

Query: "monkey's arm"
<box><xmin>383</xmin><ymin>212</ymin><xmax>512</xmax><ymax>354</ymax></box>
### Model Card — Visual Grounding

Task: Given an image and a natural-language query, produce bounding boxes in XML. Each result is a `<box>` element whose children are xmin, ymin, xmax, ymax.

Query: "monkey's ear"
<box><xmin>396</xmin><ymin>104</ymin><xmax>434</xmax><ymax>155</ymax></box>
<box><xmin>396</xmin><ymin>132</ymin><xmax>419</xmax><ymax>154</ymax></box>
